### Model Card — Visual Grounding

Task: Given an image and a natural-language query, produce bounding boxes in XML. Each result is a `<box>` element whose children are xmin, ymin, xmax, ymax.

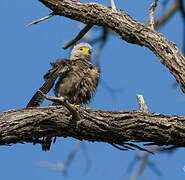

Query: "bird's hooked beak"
<box><xmin>83</xmin><ymin>47</ymin><xmax>91</xmax><ymax>55</ymax></box>
<box><xmin>88</xmin><ymin>49</ymin><xmax>92</xmax><ymax>55</ymax></box>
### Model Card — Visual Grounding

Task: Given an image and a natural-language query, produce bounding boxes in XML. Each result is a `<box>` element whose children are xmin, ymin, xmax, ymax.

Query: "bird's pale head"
<box><xmin>70</xmin><ymin>43</ymin><xmax>92</xmax><ymax>61</ymax></box>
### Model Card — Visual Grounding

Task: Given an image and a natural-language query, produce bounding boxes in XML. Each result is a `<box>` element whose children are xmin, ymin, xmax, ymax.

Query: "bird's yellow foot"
<box><xmin>70</xmin><ymin>104</ymin><xmax>80</xmax><ymax>108</ymax></box>
<box><xmin>74</xmin><ymin>104</ymin><xmax>80</xmax><ymax>108</ymax></box>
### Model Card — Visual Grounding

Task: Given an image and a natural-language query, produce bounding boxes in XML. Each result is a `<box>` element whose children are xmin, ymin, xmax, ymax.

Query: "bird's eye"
<box><xmin>79</xmin><ymin>48</ymin><xmax>83</xmax><ymax>51</ymax></box>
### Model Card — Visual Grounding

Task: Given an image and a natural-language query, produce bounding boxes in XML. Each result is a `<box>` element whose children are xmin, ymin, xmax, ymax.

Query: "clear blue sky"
<box><xmin>1</xmin><ymin>0</ymin><xmax>185</xmax><ymax>179</ymax></box>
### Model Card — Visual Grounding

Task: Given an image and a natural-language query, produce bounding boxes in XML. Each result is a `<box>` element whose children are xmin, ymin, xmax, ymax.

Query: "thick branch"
<box><xmin>0</xmin><ymin>106</ymin><xmax>185</xmax><ymax>148</ymax></box>
<box><xmin>38</xmin><ymin>0</ymin><xmax>185</xmax><ymax>94</ymax></box>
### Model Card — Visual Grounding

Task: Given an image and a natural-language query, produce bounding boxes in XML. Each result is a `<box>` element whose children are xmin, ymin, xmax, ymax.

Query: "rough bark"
<box><xmin>0</xmin><ymin>106</ymin><xmax>185</xmax><ymax>148</ymax></box>
<box><xmin>38</xmin><ymin>0</ymin><xmax>185</xmax><ymax>93</ymax></box>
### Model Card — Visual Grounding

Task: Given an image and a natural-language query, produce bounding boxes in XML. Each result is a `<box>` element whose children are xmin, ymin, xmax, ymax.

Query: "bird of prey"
<box><xmin>26</xmin><ymin>43</ymin><xmax>100</xmax><ymax>151</ymax></box>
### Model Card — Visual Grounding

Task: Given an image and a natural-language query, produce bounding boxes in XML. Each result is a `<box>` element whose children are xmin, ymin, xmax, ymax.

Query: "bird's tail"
<box><xmin>42</xmin><ymin>136</ymin><xmax>52</xmax><ymax>151</ymax></box>
<box><xmin>26</xmin><ymin>67</ymin><xmax>61</xmax><ymax>107</ymax></box>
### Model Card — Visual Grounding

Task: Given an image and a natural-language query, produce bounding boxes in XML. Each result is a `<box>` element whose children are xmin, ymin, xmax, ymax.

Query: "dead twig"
<box><xmin>124</xmin><ymin>143</ymin><xmax>154</xmax><ymax>154</ymax></box>
<box><xmin>179</xmin><ymin>0</ymin><xmax>185</xmax><ymax>54</ymax></box>
<box><xmin>130</xmin><ymin>153</ymin><xmax>149</xmax><ymax>180</ymax></box>
<box><xmin>179</xmin><ymin>0</ymin><xmax>185</xmax><ymax>19</ymax></box>
<box><xmin>64</xmin><ymin>141</ymin><xmax>83</xmax><ymax>173</ymax></box>
<box><xmin>111</xmin><ymin>144</ymin><xmax>128</xmax><ymax>151</ymax></box>
<box><xmin>124</xmin><ymin>147</ymin><xmax>162</xmax><ymax>180</ymax></box>
<box><xmin>136</xmin><ymin>94</ymin><xmax>149</xmax><ymax>113</ymax></box>
<box><xmin>149</xmin><ymin>0</ymin><xmax>158</xmax><ymax>29</ymax></box>
<box><xmin>26</xmin><ymin>13</ymin><xmax>54</xmax><ymax>27</ymax></box>
<box><xmin>81</xmin><ymin>143</ymin><xmax>93</xmax><ymax>173</ymax></box>
<box><xmin>38</xmin><ymin>90</ymin><xmax>81</xmax><ymax>120</ymax></box>
<box><xmin>110</xmin><ymin>0</ymin><xmax>116</xmax><ymax>10</ymax></box>
<box><xmin>155</xmin><ymin>0</ymin><xmax>180</xmax><ymax>29</ymax></box>
<box><xmin>62</xmin><ymin>24</ymin><xmax>94</xmax><ymax>49</ymax></box>
<box><xmin>93</xmin><ymin>28</ymin><xmax>108</xmax><ymax>67</ymax></box>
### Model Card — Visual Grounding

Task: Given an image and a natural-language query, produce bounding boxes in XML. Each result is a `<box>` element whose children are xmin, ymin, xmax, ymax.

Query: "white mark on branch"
<box><xmin>110</xmin><ymin>0</ymin><xmax>116</xmax><ymax>11</ymax></box>
<box><xmin>149</xmin><ymin>0</ymin><xmax>158</xmax><ymax>29</ymax></box>
<box><xmin>137</xmin><ymin>94</ymin><xmax>149</xmax><ymax>113</ymax></box>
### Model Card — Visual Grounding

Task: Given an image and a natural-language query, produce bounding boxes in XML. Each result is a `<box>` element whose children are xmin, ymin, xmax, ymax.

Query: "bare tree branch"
<box><xmin>154</xmin><ymin>0</ymin><xmax>180</xmax><ymax>29</ymax></box>
<box><xmin>179</xmin><ymin>0</ymin><xmax>185</xmax><ymax>19</ymax></box>
<box><xmin>0</xmin><ymin>106</ymin><xmax>185</xmax><ymax>149</ymax></box>
<box><xmin>64</xmin><ymin>141</ymin><xmax>83</xmax><ymax>172</ymax></box>
<box><xmin>26</xmin><ymin>13</ymin><xmax>54</xmax><ymax>27</ymax></box>
<box><xmin>92</xmin><ymin>27</ymin><xmax>108</xmax><ymax>66</ymax></box>
<box><xmin>178</xmin><ymin>0</ymin><xmax>185</xmax><ymax>54</ymax></box>
<box><xmin>62</xmin><ymin>24</ymin><xmax>94</xmax><ymax>49</ymax></box>
<box><xmin>38</xmin><ymin>141</ymin><xmax>86</xmax><ymax>174</ymax></box>
<box><xmin>130</xmin><ymin>153</ymin><xmax>149</xmax><ymax>180</ymax></box>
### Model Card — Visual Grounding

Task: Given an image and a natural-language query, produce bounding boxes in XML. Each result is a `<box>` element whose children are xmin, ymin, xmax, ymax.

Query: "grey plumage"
<box><xmin>26</xmin><ymin>43</ymin><xmax>100</xmax><ymax>151</ymax></box>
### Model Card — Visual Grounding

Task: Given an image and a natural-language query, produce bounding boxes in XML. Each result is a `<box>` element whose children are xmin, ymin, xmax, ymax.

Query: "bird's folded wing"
<box><xmin>26</xmin><ymin>60</ymin><xmax>70</xmax><ymax>107</ymax></box>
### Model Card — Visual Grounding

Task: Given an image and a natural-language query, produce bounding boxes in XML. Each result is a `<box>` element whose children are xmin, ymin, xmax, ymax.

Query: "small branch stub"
<box><xmin>137</xmin><ymin>94</ymin><xmax>149</xmax><ymax>113</ymax></box>
<box><xmin>149</xmin><ymin>0</ymin><xmax>158</xmax><ymax>29</ymax></box>
<box><xmin>110</xmin><ymin>0</ymin><xmax>116</xmax><ymax>11</ymax></box>
<box><xmin>26</xmin><ymin>13</ymin><xmax>54</xmax><ymax>27</ymax></box>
